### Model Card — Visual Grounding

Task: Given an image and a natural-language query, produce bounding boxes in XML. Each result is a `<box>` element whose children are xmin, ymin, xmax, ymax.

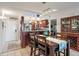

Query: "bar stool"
<box><xmin>29</xmin><ymin>33</ymin><xmax>38</xmax><ymax>56</ymax></box>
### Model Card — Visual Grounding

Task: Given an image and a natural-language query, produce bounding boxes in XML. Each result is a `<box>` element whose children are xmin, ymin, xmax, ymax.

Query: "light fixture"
<box><xmin>37</xmin><ymin>14</ymin><xmax>40</xmax><ymax>17</ymax></box>
<box><xmin>40</xmin><ymin>15</ymin><xmax>42</xmax><ymax>17</ymax></box>
<box><xmin>52</xmin><ymin>9</ymin><xmax>57</xmax><ymax>12</ymax></box>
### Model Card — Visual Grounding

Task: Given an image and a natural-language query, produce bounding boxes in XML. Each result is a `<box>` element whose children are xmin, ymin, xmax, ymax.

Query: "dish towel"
<box><xmin>46</xmin><ymin>37</ymin><xmax>67</xmax><ymax>51</ymax></box>
<box><xmin>58</xmin><ymin>41</ymin><xmax>67</xmax><ymax>51</ymax></box>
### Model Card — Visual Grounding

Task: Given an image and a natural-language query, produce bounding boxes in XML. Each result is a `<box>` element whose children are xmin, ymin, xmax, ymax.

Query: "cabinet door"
<box><xmin>77</xmin><ymin>39</ymin><xmax>79</xmax><ymax>51</ymax></box>
<box><xmin>61</xmin><ymin>18</ymin><xmax>71</xmax><ymax>32</ymax></box>
<box><xmin>71</xmin><ymin>17</ymin><xmax>79</xmax><ymax>33</ymax></box>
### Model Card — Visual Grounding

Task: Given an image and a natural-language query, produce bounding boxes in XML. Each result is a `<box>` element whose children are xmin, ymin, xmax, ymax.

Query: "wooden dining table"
<box><xmin>37</xmin><ymin>35</ymin><xmax>70</xmax><ymax>56</ymax></box>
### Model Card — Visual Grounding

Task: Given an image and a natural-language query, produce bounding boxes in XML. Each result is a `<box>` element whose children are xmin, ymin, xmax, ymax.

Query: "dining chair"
<box><xmin>29</xmin><ymin>32</ymin><xmax>38</xmax><ymax>56</ymax></box>
<box><xmin>37</xmin><ymin>36</ymin><xmax>48</xmax><ymax>56</ymax></box>
<box><xmin>56</xmin><ymin>33</ymin><xmax>62</xmax><ymax>39</ymax></box>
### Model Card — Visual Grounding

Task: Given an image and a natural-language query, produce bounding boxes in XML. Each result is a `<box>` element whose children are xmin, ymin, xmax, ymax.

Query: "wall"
<box><xmin>0</xmin><ymin>9</ymin><xmax>21</xmax><ymax>53</ymax></box>
<box><xmin>50</xmin><ymin>8</ymin><xmax>79</xmax><ymax>33</ymax></box>
<box><xmin>0</xmin><ymin>17</ymin><xmax>2</xmax><ymax>53</ymax></box>
<box><xmin>0</xmin><ymin>11</ymin><xmax>2</xmax><ymax>53</ymax></box>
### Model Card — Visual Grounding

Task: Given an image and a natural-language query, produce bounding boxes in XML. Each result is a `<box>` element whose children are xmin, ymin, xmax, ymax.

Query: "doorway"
<box><xmin>50</xmin><ymin>19</ymin><xmax>57</xmax><ymax>37</ymax></box>
<box><xmin>1</xmin><ymin>17</ymin><xmax>21</xmax><ymax>53</ymax></box>
<box><xmin>5</xmin><ymin>19</ymin><xmax>17</xmax><ymax>41</ymax></box>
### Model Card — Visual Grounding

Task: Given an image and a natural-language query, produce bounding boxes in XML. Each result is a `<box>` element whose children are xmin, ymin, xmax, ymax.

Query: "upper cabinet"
<box><xmin>61</xmin><ymin>18</ymin><xmax>71</xmax><ymax>32</ymax></box>
<box><xmin>71</xmin><ymin>16</ymin><xmax>79</xmax><ymax>33</ymax></box>
<box><xmin>61</xmin><ymin>15</ymin><xmax>79</xmax><ymax>33</ymax></box>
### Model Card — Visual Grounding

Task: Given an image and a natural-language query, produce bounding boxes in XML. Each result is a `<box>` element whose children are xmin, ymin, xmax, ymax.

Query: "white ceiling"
<box><xmin>0</xmin><ymin>2</ymin><xmax>79</xmax><ymax>16</ymax></box>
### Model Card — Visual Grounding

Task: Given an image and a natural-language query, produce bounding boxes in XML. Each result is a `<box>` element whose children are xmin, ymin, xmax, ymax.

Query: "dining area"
<box><xmin>0</xmin><ymin>2</ymin><xmax>79</xmax><ymax>57</ymax></box>
<box><xmin>28</xmin><ymin>31</ymin><xmax>70</xmax><ymax>56</ymax></box>
<box><xmin>20</xmin><ymin>16</ymin><xmax>70</xmax><ymax>56</ymax></box>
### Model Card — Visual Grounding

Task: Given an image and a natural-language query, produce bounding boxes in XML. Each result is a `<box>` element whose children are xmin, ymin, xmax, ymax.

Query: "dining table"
<box><xmin>37</xmin><ymin>35</ymin><xmax>70</xmax><ymax>56</ymax></box>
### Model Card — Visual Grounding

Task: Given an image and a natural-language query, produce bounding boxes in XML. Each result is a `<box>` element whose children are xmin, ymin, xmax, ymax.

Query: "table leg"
<box><xmin>58</xmin><ymin>51</ymin><xmax>60</xmax><ymax>56</ymax></box>
<box><xmin>66</xmin><ymin>40</ymin><xmax>70</xmax><ymax>56</ymax></box>
<box><xmin>49</xmin><ymin>46</ymin><xmax>55</xmax><ymax>56</ymax></box>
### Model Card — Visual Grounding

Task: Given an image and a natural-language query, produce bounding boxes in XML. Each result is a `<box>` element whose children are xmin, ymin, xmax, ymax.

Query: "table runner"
<box><xmin>46</xmin><ymin>36</ymin><xmax>67</xmax><ymax>51</ymax></box>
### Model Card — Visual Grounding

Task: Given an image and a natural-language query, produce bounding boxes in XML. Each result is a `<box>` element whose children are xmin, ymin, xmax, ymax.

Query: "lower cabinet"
<box><xmin>61</xmin><ymin>33</ymin><xmax>79</xmax><ymax>51</ymax></box>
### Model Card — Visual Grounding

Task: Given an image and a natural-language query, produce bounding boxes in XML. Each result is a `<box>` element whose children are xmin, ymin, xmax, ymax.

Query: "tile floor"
<box><xmin>1</xmin><ymin>40</ymin><xmax>21</xmax><ymax>53</ymax></box>
<box><xmin>0</xmin><ymin>45</ymin><xmax>79</xmax><ymax>56</ymax></box>
<box><xmin>70</xmin><ymin>49</ymin><xmax>79</xmax><ymax>56</ymax></box>
<box><xmin>0</xmin><ymin>46</ymin><xmax>30</xmax><ymax>56</ymax></box>
<box><xmin>0</xmin><ymin>40</ymin><xmax>79</xmax><ymax>56</ymax></box>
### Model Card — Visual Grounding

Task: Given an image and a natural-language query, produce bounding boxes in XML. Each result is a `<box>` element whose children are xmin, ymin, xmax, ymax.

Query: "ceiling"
<box><xmin>0</xmin><ymin>2</ymin><xmax>79</xmax><ymax>16</ymax></box>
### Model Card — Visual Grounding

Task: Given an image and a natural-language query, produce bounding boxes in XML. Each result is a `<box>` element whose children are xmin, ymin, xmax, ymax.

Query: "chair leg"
<box><xmin>45</xmin><ymin>50</ymin><xmax>48</xmax><ymax>56</ymax></box>
<box><xmin>30</xmin><ymin>47</ymin><xmax>33</xmax><ymax>56</ymax></box>
<box><xmin>34</xmin><ymin>48</ymin><xmax>36</xmax><ymax>56</ymax></box>
<box><xmin>55</xmin><ymin>51</ymin><xmax>58</xmax><ymax>56</ymax></box>
<box><xmin>64</xmin><ymin>49</ymin><xmax>66</xmax><ymax>56</ymax></box>
<box><xmin>38</xmin><ymin>49</ymin><xmax>40</xmax><ymax>56</ymax></box>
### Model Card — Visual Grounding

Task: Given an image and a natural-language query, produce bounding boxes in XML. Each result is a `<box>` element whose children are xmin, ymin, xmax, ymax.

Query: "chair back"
<box><xmin>29</xmin><ymin>33</ymin><xmax>37</xmax><ymax>47</ymax></box>
<box><xmin>37</xmin><ymin>35</ymin><xmax>48</xmax><ymax>55</ymax></box>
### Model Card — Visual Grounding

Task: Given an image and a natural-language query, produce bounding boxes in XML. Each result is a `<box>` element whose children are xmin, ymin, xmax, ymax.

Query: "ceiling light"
<box><xmin>40</xmin><ymin>15</ymin><xmax>42</xmax><ymax>17</ymax></box>
<box><xmin>52</xmin><ymin>9</ymin><xmax>57</xmax><ymax>12</ymax></box>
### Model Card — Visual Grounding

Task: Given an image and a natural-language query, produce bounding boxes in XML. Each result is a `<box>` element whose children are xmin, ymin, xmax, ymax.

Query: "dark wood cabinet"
<box><xmin>61</xmin><ymin>15</ymin><xmax>79</xmax><ymax>51</ymax></box>
<box><xmin>61</xmin><ymin>15</ymin><xmax>79</xmax><ymax>33</ymax></box>
<box><xmin>61</xmin><ymin>18</ymin><xmax>71</xmax><ymax>32</ymax></box>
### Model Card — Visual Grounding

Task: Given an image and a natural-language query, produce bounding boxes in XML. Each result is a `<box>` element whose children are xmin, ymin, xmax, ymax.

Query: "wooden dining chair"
<box><xmin>56</xmin><ymin>33</ymin><xmax>62</xmax><ymax>39</ymax></box>
<box><xmin>29</xmin><ymin>32</ymin><xmax>38</xmax><ymax>56</ymax></box>
<box><xmin>37</xmin><ymin>36</ymin><xmax>48</xmax><ymax>56</ymax></box>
